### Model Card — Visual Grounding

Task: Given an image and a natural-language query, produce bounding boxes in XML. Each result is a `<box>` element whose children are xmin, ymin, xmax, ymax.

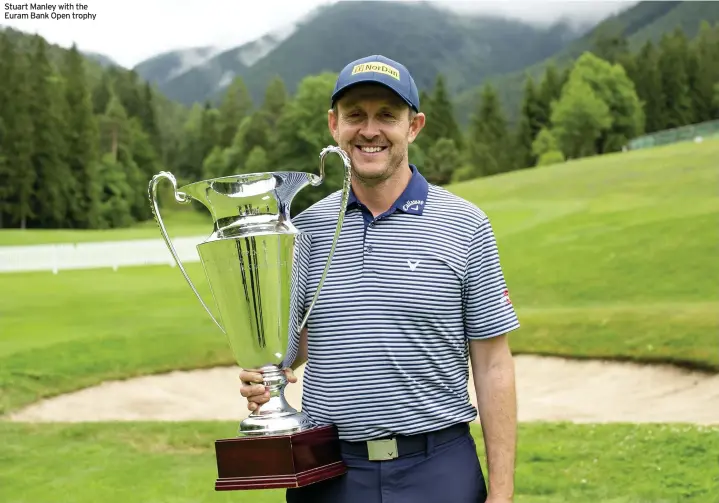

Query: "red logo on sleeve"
<box><xmin>502</xmin><ymin>289</ymin><xmax>512</xmax><ymax>305</ymax></box>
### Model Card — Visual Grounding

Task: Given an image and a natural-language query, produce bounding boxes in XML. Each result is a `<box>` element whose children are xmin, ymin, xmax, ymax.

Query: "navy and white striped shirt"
<box><xmin>285</xmin><ymin>164</ymin><xmax>520</xmax><ymax>441</ymax></box>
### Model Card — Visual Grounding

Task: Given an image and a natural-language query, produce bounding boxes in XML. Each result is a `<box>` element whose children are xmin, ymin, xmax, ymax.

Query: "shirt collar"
<box><xmin>347</xmin><ymin>164</ymin><xmax>428</xmax><ymax>216</ymax></box>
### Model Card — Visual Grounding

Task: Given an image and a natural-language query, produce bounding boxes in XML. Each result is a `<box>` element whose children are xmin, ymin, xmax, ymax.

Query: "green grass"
<box><xmin>0</xmin><ymin>422</ymin><xmax>716</xmax><ymax>503</ymax></box>
<box><xmin>451</xmin><ymin>138</ymin><xmax>719</xmax><ymax>370</ymax></box>
<box><xmin>0</xmin><ymin>264</ymin><xmax>230</xmax><ymax>414</ymax></box>
<box><xmin>1</xmin><ymin>139</ymin><xmax>718</xmax><ymax>502</ymax></box>
<box><xmin>0</xmin><ymin>208</ymin><xmax>211</xmax><ymax>246</ymax></box>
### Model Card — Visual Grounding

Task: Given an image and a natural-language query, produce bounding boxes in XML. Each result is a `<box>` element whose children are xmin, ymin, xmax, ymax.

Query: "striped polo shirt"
<box><xmin>284</xmin><ymin>164</ymin><xmax>520</xmax><ymax>441</ymax></box>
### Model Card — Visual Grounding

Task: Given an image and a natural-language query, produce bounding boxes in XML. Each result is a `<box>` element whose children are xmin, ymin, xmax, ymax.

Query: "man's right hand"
<box><xmin>238</xmin><ymin>368</ymin><xmax>298</xmax><ymax>412</ymax></box>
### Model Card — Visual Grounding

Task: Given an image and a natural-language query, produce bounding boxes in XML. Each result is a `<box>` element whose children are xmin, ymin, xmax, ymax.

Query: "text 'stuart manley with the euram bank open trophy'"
<box><xmin>148</xmin><ymin>145</ymin><xmax>353</xmax><ymax>491</ymax></box>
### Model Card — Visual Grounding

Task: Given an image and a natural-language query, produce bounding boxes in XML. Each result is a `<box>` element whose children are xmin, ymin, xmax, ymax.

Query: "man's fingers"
<box><xmin>284</xmin><ymin>368</ymin><xmax>298</xmax><ymax>383</ymax></box>
<box><xmin>238</xmin><ymin>370</ymin><xmax>264</xmax><ymax>384</ymax></box>
<box><xmin>239</xmin><ymin>384</ymin><xmax>267</xmax><ymax>398</ymax></box>
<box><xmin>240</xmin><ymin>368</ymin><xmax>296</xmax><ymax>411</ymax></box>
<box><xmin>247</xmin><ymin>393</ymin><xmax>270</xmax><ymax>411</ymax></box>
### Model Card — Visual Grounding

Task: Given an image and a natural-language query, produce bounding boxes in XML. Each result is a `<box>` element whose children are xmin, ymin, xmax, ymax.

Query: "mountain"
<box><xmin>82</xmin><ymin>51</ymin><xmax>122</xmax><ymax>69</ymax></box>
<box><xmin>133</xmin><ymin>1</ymin><xmax>583</xmax><ymax>107</ymax></box>
<box><xmin>458</xmin><ymin>0</ymin><xmax>719</xmax><ymax>124</ymax></box>
<box><xmin>131</xmin><ymin>0</ymin><xmax>716</xmax><ymax>126</ymax></box>
<box><xmin>132</xmin><ymin>46</ymin><xmax>224</xmax><ymax>87</ymax></box>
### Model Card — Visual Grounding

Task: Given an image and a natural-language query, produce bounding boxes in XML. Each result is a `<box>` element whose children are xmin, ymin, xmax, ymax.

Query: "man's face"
<box><xmin>328</xmin><ymin>84</ymin><xmax>425</xmax><ymax>185</ymax></box>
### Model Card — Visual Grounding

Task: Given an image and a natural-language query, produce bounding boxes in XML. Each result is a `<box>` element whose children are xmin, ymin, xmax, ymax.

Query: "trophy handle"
<box><xmin>299</xmin><ymin>146</ymin><xmax>352</xmax><ymax>331</ymax></box>
<box><xmin>149</xmin><ymin>171</ymin><xmax>226</xmax><ymax>334</ymax></box>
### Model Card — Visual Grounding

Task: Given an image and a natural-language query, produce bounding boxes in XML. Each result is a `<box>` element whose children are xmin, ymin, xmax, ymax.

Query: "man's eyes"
<box><xmin>345</xmin><ymin>112</ymin><xmax>396</xmax><ymax>119</ymax></box>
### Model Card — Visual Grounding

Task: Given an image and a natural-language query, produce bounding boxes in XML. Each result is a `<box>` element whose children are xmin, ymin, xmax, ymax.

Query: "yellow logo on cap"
<box><xmin>351</xmin><ymin>63</ymin><xmax>400</xmax><ymax>81</ymax></box>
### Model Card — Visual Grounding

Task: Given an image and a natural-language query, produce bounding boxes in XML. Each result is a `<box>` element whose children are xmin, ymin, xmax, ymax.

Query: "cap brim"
<box><xmin>331</xmin><ymin>80</ymin><xmax>417</xmax><ymax>112</ymax></box>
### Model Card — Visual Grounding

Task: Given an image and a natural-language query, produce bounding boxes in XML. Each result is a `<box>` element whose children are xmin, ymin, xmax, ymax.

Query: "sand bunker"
<box><xmin>5</xmin><ymin>355</ymin><xmax>719</xmax><ymax>425</ymax></box>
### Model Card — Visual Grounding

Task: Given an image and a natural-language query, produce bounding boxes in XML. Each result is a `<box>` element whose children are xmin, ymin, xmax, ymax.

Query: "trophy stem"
<box><xmin>239</xmin><ymin>364</ymin><xmax>311</xmax><ymax>436</ymax></box>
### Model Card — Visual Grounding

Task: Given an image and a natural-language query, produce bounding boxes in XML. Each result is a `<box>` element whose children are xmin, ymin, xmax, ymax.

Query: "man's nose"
<box><xmin>359</xmin><ymin>118</ymin><xmax>381</xmax><ymax>139</ymax></box>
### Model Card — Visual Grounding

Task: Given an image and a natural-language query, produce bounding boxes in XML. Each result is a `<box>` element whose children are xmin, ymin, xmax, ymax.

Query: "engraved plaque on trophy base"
<box><xmin>215</xmin><ymin>424</ymin><xmax>347</xmax><ymax>490</ymax></box>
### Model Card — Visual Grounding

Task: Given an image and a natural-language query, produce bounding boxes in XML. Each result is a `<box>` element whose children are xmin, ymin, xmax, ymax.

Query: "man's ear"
<box><xmin>407</xmin><ymin>112</ymin><xmax>426</xmax><ymax>144</ymax></box>
<box><xmin>328</xmin><ymin>108</ymin><xmax>339</xmax><ymax>143</ymax></box>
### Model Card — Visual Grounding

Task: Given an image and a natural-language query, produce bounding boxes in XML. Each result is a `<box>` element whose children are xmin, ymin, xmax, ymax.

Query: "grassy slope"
<box><xmin>450</xmin><ymin>137</ymin><xmax>719</xmax><ymax>370</ymax></box>
<box><xmin>1</xmin><ymin>139</ymin><xmax>718</xmax><ymax>502</ymax></box>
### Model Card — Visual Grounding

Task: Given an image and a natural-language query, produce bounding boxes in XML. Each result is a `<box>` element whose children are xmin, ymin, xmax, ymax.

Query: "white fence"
<box><xmin>0</xmin><ymin>236</ymin><xmax>205</xmax><ymax>274</ymax></box>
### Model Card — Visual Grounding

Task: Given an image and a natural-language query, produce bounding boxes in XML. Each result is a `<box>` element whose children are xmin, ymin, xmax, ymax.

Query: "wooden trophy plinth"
<box><xmin>214</xmin><ymin>424</ymin><xmax>347</xmax><ymax>491</ymax></box>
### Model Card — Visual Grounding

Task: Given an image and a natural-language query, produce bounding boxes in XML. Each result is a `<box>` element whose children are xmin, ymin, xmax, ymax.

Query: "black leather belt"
<box><xmin>339</xmin><ymin>423</ymin><xmax>469</xmax><ymax>461</ymax></box>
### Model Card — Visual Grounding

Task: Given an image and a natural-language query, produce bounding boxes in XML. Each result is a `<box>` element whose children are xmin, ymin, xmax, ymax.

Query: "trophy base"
<box><xmin>214</xmin><ymin>424</ymin><xmax>347</xmax><ymax>491</ymax></box>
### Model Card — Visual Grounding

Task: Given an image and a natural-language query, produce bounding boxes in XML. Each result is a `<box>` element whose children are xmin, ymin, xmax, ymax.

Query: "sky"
<box><xmin>1</xmin><ymin>0</ymin><xmax>635</xmax><ymax>68</ymax></box>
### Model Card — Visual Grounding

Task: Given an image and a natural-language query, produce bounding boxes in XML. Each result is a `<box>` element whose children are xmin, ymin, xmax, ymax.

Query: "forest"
<box><xmin>0</xmin><ymin>21</ymin><xmax>717</xmax><ymax>229</ymax></box>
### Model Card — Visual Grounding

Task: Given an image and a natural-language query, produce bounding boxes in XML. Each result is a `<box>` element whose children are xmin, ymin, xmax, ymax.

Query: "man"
<box><xmin>239</xmin><ymin>55</ymin><xmax>519</xmax><ymax>503</ymax></box>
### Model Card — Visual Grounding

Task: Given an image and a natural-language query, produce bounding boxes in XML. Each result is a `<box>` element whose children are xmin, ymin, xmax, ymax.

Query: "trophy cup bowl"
<box><xmin>148</xmin><ymin>146</ymin><xmax>352</xmax><ymax>490</ymax></box>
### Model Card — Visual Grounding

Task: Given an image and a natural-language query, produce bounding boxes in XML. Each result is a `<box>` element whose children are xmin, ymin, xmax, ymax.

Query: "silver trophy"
<box><xmin>148</xmin><ymin>146</ymin><xmax>352</xmax><ymax>438</ymax></box>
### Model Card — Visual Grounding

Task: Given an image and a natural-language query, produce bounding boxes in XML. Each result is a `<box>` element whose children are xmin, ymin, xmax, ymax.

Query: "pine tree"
<box><xmin>112</xmin><ymin>68</ymin><xmax>144</xmax><ymax>119</ymax></box>
<box><xmin>63</xmin><ymin>43</ymin><xmax>101</xmax><ymax>228</ymax></box>
<box><xmin>0</xmin><ymin>117</ymin><xmax>10</xmax><ymax>228</ymax></box>
<box><xmin>96</xmin><ymin>153</ymin><xmax>133</xmax><ymax>229</ymax></box>
<box><xmin>218</xmin><ymin>77</ymin><xmax>252</xmax><ymax>148</ymax></box>
<box><xmin>0</xmin><ymin>34</ymin><xmax>12</xmax><ymax>227</ymax></box>
<box><xmin>425</xmin><ymin>138</ymin><xmax>460</xmax><ymax>185</ymax></box>
<box><xmin>243</xmin><ymin>112</ymin><xmax>272</xmax><ymax>156</ymax></box>
<box><xmin>1</xmin><ymin>33</ymin><xmax>35</xmax><ymax>228</ymax></box>
<box><xmin>177</xmin><ymin>103</ymin><xmax>207</xmax><ymax>180</ymax></box>
<box><xmin>516</xmin><ymin>75</ymin><xmax>544</xmax><ymax>168</ymax></box>
<box><xmin>258</xmin><ymin>76</ymin><xmax>288</xmax><ymax>152</ymax></box>
<box><xmin>245</xmin><ymin>146</ymin><xmax>268</xmax><ymax>174</ymax></box>
<box><xmin>199</xmin><ymin>103</ymin><xmax>220</xmax><ymax>167</ymax></box>
<box><xmin>421</xmin><ymin>74</ymin><xmax>463</xmax><ymax>150</ymax></box>
<box><xmin>92</xmin><ymin>71</ymin><xmax>112</xmax><ymax>115</ymax></box>
<box><xmin>202</xmin><ymin>146</ymin><xmax>227</xmax><ymax>180</ymax></box>
<box><xmin>97</xmin><ymin>94</ymin><xmax>144</xmax><ymax>227</ymax></box>
<box><xmin>689</xmin><ymin>21</ymin><xmax>719</xmax><ymax>122</ymax></box>
<box><xmin>466</xmin><ymin>83</ymin><xmax>511</xmax><ymax>177</ymax></box>
<box><xmin>121</xmin><ymin>120</ymin><xmax>151</xmax><ymax>222</ymax></box>
<box><xmin>592</xmin><ymin>28</ymin><xmax>630</xmax><ymax>65</ymax></box>
<box><xmin>630</xmin><ymin>40</ymin><xmax>664</xmax><ymax>133</ymax></box>
<box><xmin>139</xmin><ymin>82</ymin><xmax>162</xmax><ymax>156</ymax></box>
<box><xmin>537</xmin><ymin>63</ymin><xmax>565</xmax><ymax>130</ymax></box>
<box><xmin>658</xmin><ymin>29</ymin><xmax>694</xmax><ymax>129</ymax></box>
<box><xmin>261</xmin><ymin>76</ymin><xmax>288</xmax><ymax>123</ymax></box>
<box><xmin>29</xmin><ymin>35</ymin><xmax>72</xmax><ymax>228</ymax></box>
<box><xmin>419</xmin><ymin>89</ymin><xmax>432</xmax><ymax>116</ymax></box>
<box><xmin>101</xmin><ymin>94</ymin><xmax>128</xmax><ymax>162</ymax></box>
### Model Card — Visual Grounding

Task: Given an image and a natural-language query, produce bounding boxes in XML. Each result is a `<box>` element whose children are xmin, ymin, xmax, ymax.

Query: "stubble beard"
<box><xmin>347</xmin><ymin>141</ymin><xmax>408</xmax><ymax>189</ymax></box>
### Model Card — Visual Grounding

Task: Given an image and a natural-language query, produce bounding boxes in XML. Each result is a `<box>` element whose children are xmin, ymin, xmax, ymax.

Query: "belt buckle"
<box><xmin>366</xmin><ymin>438</ymin><xmax>398</xmax><ymax>461</ymax></box>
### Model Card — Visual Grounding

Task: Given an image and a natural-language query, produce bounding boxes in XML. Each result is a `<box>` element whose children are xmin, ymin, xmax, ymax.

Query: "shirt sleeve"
<box><xmin>462</xmin><ymin>217</ymin><xmax>520</xmax><ymax>339</ymax></box>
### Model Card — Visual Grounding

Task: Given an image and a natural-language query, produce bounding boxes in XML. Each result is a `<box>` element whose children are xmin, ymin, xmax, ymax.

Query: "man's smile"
<box><xmin>355</xmin><ymin>145</ymin><xmax>389</xmax><ymax>155</ymax></box>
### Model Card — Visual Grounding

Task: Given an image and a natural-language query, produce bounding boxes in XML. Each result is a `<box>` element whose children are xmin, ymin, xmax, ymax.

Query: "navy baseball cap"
<box><xmin>331</xmin><ymin>55</ymin><xmax>420</xmax><ymax>112</ymax></box>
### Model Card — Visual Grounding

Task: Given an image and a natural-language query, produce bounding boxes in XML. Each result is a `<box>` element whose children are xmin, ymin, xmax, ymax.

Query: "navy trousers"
<box><xmin>286</xmin><ymin>423</ymin><xmax>487</xmax><ymax>503</ymax></box>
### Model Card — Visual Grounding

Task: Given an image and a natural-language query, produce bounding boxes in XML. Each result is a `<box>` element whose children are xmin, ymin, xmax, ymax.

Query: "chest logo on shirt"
<box><xmin>407</xmin><ymin>259</ymin><xmax>421</xmax><ymax>271</ymax></box>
